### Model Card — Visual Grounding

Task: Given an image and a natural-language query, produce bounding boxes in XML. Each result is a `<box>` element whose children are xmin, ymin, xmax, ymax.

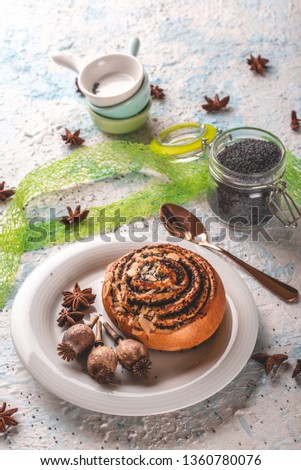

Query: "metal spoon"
<box><xmin>160</xmin><ymin>203</ymin><xmax>299</xmax><ymax>303</ymax></box>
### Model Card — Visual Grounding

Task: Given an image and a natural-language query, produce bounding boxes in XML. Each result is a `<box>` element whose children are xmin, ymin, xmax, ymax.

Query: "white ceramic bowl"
<box><xmin>80</xmin><ymin>53</ymin><xmax>144</xmax><ymax>107</ymax></box>
<box><xmin>52</xmin><ymin>38</ymin><xmax>144</xmax><ymax>107</ymax></box>
<box><xmin>87</xmin><ymin>98</ymin><xmax>152</xmax><ymax>134</ymax></box>
<box><xmin>87</xmin><ymin>71</ymin><xmax>150</xmax><ymax>119</ymax></box>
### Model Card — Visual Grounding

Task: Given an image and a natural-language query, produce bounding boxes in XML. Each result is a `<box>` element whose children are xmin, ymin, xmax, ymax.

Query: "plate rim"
<box><xmin>11</xmin><ymin>236</ymin><xmax>259</xmax><ymax>416</ymax></box>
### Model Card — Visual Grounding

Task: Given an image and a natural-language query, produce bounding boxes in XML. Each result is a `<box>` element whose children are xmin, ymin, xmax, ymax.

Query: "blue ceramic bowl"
<box><xmin>87</xmin><ymin>71</ymin><xmax>150</xmax><ymax>119</ymax></box>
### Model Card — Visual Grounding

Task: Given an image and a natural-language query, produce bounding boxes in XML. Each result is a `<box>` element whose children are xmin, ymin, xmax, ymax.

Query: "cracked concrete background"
<box><xmin>0</xmin><ymin>0</ymin><xmax>301</xmax><ymax>450</ymax></box>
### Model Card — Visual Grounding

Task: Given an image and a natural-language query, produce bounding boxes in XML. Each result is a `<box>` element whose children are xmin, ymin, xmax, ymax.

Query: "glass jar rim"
<box><xmin>209</xmin><ymin>126</ymin><xmax>286</xmax><ymax>186</ymax></box>
<box><xmin>150</xmin><ymin>122</ymin><xmax>216</xmax><ymax>156</ymax></box>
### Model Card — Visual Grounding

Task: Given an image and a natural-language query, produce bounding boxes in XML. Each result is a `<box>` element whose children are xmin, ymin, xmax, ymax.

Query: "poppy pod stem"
<box><xmin>103</xmin><ymin>321</ymin><xmax>123</xmax><ymax>344</ymax></box>
<box><xmin>94</xmin><ymin>320</ymin><xmax>104</xmax><ymax>347</ymax></box>
<box><xmin>88</xmin><ymin>315</ymin><xmax>99</xmax><ymax>330</ymax></box>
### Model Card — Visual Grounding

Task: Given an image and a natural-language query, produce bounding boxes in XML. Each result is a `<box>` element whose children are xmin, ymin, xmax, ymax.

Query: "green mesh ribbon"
<box><xmin>0</xmin><ymin>142</ymin><xmax>300</xmax><ymax>309</ymax></box>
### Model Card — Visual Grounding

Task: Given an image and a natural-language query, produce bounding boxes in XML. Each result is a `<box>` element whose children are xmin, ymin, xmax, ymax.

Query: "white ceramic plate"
<box><xmin>11</xmin><ymin>238</ymin><xmax>258</xmax><ymax>416</ymax></box>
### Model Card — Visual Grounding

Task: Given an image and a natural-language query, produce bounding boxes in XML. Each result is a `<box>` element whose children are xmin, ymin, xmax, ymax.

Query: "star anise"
<box><xmin>0</xmin><ymin>181</ymin><xmax>15</xmax><ymax>202</ymax></box>
<box><xmin>292</xmin><ymin>359</ymin><xmax>301</xmax><ymax>378</ymax></box>
<box><xmin>252</xmin><ymin>353</ymin><xmax>288</xmax><ymax>375</ymax></box>
<box><xmin>60</xmin><ymin>205</ymin><xmax>90</xmax><ymax>226</ymax></box>
<box><xmin>150</xmin><ymin>84</ymin><xmax>165</xmax><ymax>100</ymax></box>
<box><xmin>0</xmin><ymin>402</ymin><xmax>18</xmax><ymax>433</ymax></box>
<box><xmin>61</xmin><ymin>128</ymin><xmax>85</xmax><ymax>146</ymax></box>
<box><xmin>290</xmin><ymin>110</ymin><xmax>301</xmax><ymax>131</ymax></box>
<box><xmin>62</xmin><ymin>282</ymin><xmax>96</xmax><ymax>311</ymax></box>
<box><xmin>247</xmin><ymin>54</ymin><xmax>269</xmax><ymax>75</ymax></box>
<box><xmin>75</xmin><ymin>78</ymin><xmax>83</xmax><ymax>95</ymax></box>
<box><xmin>57</xmin><ymin>308</ymin><xmax>85</xmax><ymax>327</ymax></box>
<box><xmin>202</xmin><ymin>94</ymin><xmax>230</xmax><ymax>112</ymax></box>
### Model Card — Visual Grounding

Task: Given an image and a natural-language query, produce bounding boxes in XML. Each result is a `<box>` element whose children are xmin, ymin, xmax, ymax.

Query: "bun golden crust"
<box><xmin>102</xmin><ymin>244</ymin><xmax>226</xmax><ymax>351</ymax></box>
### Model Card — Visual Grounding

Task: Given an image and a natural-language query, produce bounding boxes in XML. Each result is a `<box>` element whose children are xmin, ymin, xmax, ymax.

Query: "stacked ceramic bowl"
<box><xmin>87</xmin><ymin>70</ymin><xmax>151</xmax><ymax>134</ymax></box>
<box><xmin>53</xmin><ymin>38</ymin><xmax>151</xmax><ymax>134</ymax></box>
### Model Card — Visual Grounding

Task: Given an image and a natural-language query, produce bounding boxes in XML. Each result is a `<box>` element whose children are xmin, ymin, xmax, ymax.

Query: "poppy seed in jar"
<box><xmin>216</xmin><ymin>139</ymin><xmax>281</xmax><ymax>174</ymax></box>
<box><xmin>208</xmin><ymin>137</ymin><xmax>284</xmax><ymax>227</ymax></box>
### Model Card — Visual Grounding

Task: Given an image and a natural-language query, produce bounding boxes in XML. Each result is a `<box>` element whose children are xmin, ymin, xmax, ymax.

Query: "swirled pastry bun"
<box><xmin>102</xmin><ymin>244</ymin><xmax>226</xmax><ymax>351</ymax></box>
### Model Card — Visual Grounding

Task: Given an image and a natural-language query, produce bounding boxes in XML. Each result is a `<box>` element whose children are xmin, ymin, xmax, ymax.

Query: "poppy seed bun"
<box><xmin>102</xmin><ymin>244</ymin><xmax>226</xmax><ymax>351</ymax></box>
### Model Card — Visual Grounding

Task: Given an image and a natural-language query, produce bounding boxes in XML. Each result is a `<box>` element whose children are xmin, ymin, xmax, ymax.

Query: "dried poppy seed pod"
<box><xmin>57</xmin><ymin>316</ymin><xmax>98</xmax><ymax>362</ymax></box>
<box><xmin>87</xmin><ymin>320</ymin><xmax>118</xmax><ymax>384</ymax></box>
<box><xmin>103</xmin><ymin>322</ymin><xmax>151</xmax><ymax>378</ymax></box>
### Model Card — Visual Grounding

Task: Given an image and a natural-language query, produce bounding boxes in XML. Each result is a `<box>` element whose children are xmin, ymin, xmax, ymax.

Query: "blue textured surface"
<box><xmin>0</xmin><ymin>0</ymin><xmax>301</xmax><ymax>451</ymax></box>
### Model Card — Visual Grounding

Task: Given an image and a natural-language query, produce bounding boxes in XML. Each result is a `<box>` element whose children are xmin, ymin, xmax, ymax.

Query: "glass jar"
<box><xmin>207</xmin><ymin>127</ymin><xmax>298</xmax><ymax>228</ymax></box>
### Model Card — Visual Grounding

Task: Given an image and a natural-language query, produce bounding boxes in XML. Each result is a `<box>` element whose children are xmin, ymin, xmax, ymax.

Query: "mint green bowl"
<box><xmin>87</xmin><ymin>98</ymin><xmax>152</xmax><ymax>134</ymax></box>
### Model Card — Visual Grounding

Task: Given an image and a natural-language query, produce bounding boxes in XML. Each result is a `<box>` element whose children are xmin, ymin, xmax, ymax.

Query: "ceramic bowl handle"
<box><xmin>52</xmin><ymin>53</ymin><xmax>82</xmax><ymax>73</ymax></box>
<box><xmin>127</xmin><ymin>37</ymin><xmax>140</xmax><ymax>57</ymax></box>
